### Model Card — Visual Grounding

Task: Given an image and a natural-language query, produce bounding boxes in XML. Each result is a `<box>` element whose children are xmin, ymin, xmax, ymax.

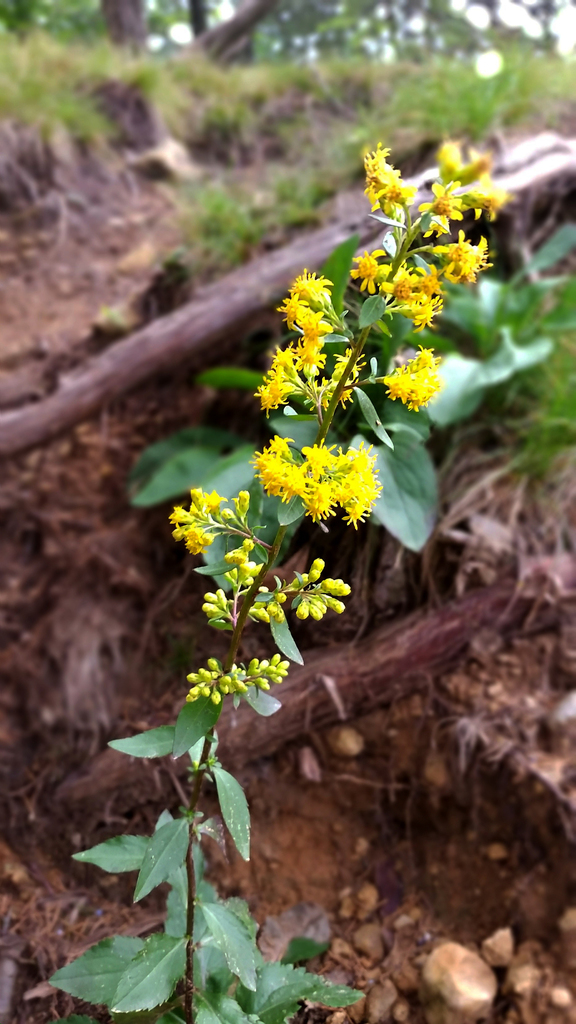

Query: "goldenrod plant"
<box><xmin>50</xmin><ymin>143</ymin><xmax>501</xmax><ymax>1024</ymax></box>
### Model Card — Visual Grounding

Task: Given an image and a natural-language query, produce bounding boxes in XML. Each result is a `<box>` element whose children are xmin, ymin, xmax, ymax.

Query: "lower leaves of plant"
<box><xmin>51</xmin><ymin>139</ymin><xmax>504</xmax><ymax>1023</ymax></box>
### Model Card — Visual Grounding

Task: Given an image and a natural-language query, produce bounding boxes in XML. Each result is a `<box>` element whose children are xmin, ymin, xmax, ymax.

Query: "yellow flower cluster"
<box><xmin>382</xmin><ymin>347</ymin><xmax>442</xmax><ymax>412</ymax></box>
<box><xmin>364</xmin><ymin>143</ymin><xmax>417</xmax><ymax>216</ymax></box>
<box><xmin>170</xmin><ymin>488</ymin><xmax>251</xmax><ymax>555</ymax></box>
<box><xmin>254</xmin><ymin>436</ymin><xmax>382</xmax><ymax>527</ymax></box>
<box><xmin>186</xmin><ymin>654</ymin><xmax>289</xmax><ymax>705</ymax></box>
<box><xmin>436</xmin><ymin>140</ymin><xmax>510</xmax><ymax>221</ymax></box>
<box><xmin>434</xmin><ymin>230</ymin><xmax>491</xmax><ymax>284</ymax></box>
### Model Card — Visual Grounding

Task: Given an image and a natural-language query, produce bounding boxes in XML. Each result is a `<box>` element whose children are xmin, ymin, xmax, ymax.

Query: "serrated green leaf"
<box><xmin>111</xmin><ymin>934</ymin><xmax>186</xmax><ymax>1013</ymax></box>
<box><xmin>277</xmin><ymin>494</ymin><xmax>306</xmax><ymax>527</ymax></box>
<box><xmin>200</xmin><ymin>903</ymin><xmax>257</xmax><ymax>990</ymax></box>
<box><xmin>134</xmin><ymin>818</ymin><xmax>189</xmax><ymax>902</ymax></box>
<box><xmin>242</xmin><ymin>689</ymin><xmax>282</xmax><ymax>716</ymax></box>
<box><xmin>50</xmin><ymin>936</ymin><xmax>143</xmax><ymax>1006</ymax></box>
<box><xmin>213</xmin><ymin>767</ymin><xmax>250</xmax><ymax>860</ymax></box>
<box><xmin>196</xmin><ymin>368</ymin><xmax>264</xmax><ymax>391</ymax></box>
<box><xmin>237</xmin><ymin>962</ymin><xmax>362</xmax><ymax>1024</ymax></box>
<box><xmin>173</xmin><ymin>697</ymin><xmax>221</xmax><ymax>758</ymax></box>
<box><xmin>109</xmin><ymin>727</ymin><xmax>175</xmax><ymax>759</ymax></box>
<box><xmin>269</xmin><ymin>615</ymin><xmax>303</xmax><ymax>666</ymax></box>
<box><xmin>321</xmin><ymin>234</ymin><xmax>359</xmax><ymax>315</ymax></box>
<box><xmin>165</xmin><ymin>885</ymin><xmax>187</xmax><ymax>938</ymax></box>
<box><xmin>359</xmin><ymin>294</ymin><xmax>386</xmax><ymax>329</ymax></box>
<box><xmin>50</xmin><ymin>1017</ymin><xmax>99</xmax><ymax>1024</ymax></box>
<box><xmin>73</xmin><ymin>835</ymin><xmax>149</xmax><ymax>873</ymax></box>
<box><xmin>355</xmin><ymin>390</ymin><xmax>394</xmax><ymax>448</ymax></box>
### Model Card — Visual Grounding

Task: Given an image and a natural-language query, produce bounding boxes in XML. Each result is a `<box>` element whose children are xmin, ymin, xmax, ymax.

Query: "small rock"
<box><xmin>394</xmin><ymin>914</ymin><xmax>415</xmax><ymax>932</ymax></box>
<box><xmin>549</xmin><ymin>691</ymin><xmax>576</xmax><ymax>725</ymax></box>
<box><xmin>117</xmin><ymin>240</ymin><xmax>157</xmax><ymax>275</ymax></box>
<box><xmin>424</xmin><ymin>751</ymin><xmax>450</xmax><ymax>790</ymax></box>
<box><xmin>558</xmin><ymin>907</ymin><xmax>576</xmax><ymax>969</ymax></box>
<box><xmin>481</xmin><ymin>928</ymin><xmax>514</xmax><ymax>967</ymax></box>
<box><xmin>327</xmin><ymin>726</ymin><xmax>365</xmax><ymax>758</ymax></box>
<box><xmin>327</xmin><ymin>1011</ymin><xmax>348</xmax><ymax>1024</ymax></box>
<box><xmin>353</xmin><ymin>922</ymin><xmax>385</xmax><ymax>962</ymax></box>
<box><xmin>550</xmin><ymin>988</ymin><xmax>572</xmax><ymax>1010</ymax></box>
<box><xmin>505</xmin><ymin>962</ymin><xmax>541</xmax><ymax>999</ymax></box>
<box><xmin>357</xmin><ymin>883</ymin><xmax>380</xmax><ymax>919</ymax></box>
<box><xmin>392</xmin><ymin>962</ymin><xmax>420</xmax><ymax>994</ymax></box>
<box><xmin>348</xmin><ymin>997</ymin><xmax>367</xmax><ymax>1024</ymax></box>
<box><xmin>486</xmin><ymin>843</ymin><xmax>509</xmax><ymax>862</ymax></box>
<box><xmin>258</xmin><ymin>902</ymin><xmax>331</xmax><ymax>962</ymax></box>
<box><xmin>339</xmin><ymin>895</ymin><xmax>356</xmax><ymax>919</ymax></box>
<box><xmin>392</xmin><ymin>999</ymin><xmax>410</xmax><ymax>1022</ymax></box>
<box><xmin>331</xmin><ymin>938</ymin><xmax>354</xmax><ymax>960</ymax></box>
<box><xmin>131</xmin><ymin>137</ymin><xmax>201</xmax><ymax>181</ymax></box>
<box><xmin>420</xmin><ymin>942</ymin><xmax>497</xmax><ymax>1024</ymax></box>
<box><xmin>366</xmin><ymin>980</ymin><xmax>398</xmax><ymax>1023</ymax></box>
<box><xmin>298</xmin><ymin>746</ymin><xmax>322</xmax><ymax>782</ymax></box>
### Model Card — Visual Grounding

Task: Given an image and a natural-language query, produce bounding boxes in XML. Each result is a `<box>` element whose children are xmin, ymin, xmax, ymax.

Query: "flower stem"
<box><xmin>316</xmin><ymin>327</ymin><xmax>369</xmax><ymax>445</ymax></box>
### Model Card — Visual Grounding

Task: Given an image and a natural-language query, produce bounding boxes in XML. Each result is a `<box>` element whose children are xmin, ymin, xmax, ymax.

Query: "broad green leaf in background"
<box><xmin>127</xmin><ymin>423</ymin><xmax>239</xmax><ymax>503</ymax></box>
<box><xmin>380</xmin><ymin>400</ymin><xmax>431</xmax><ymax>442</ymax></box>
<box><xmin>269</xmin><ymin>615</ymin><xmax>303</xmax><ymax>665</ymax></box>
<box><xmin>111</xmin><ymin>934</ymin><xmax>186</xmax><ymax>1013</ymax></box>
<box><xmin>321</xmin><ymin>234</ymin><xmax>359</xmax><ymax>314</ymax></box>
<box><xmin>109</xmin><ymin>726</ymin><xmax>175</xmax><ymax>758</ymax></box>
<box><xmin>50</xmin><ymin>937</ymin><xmax>143</xmax><ymax>1006</ymax></box>
<box><xmin>280</xmin><ymin>937</ymin><xmax>330</xmax><ymax>964</ymax></box>
<box><xmin>131</xmin><ymin>444</ymin><xmax>223</xmax><ymax>507</ymax></box>
<box><xmin>242</xmin><ymin>688</ymin><xmax>282</xmax><ymax>716</ymax></box>
<box><xmin>272</xmin><ymin>413</ymin><xmax>317</xmax><ymax>448</ymax></box>
<box><xmin>197</xmin><ymin>445</ymin><xmax>256</xmax><ymax>498</ymax></box>
<box><xmin>173</xmin><ymin>696</ymin><xmax>222</xmax><ymax>757</ymax></box>
<box><xmin>134</xmin><ymin>818</ymin><xmax>189</xmax><ymax>902</ymax></box>
<box><xmin>371</xmin><ymin>434</ymin><xmax>438</xmax><ymax>552</ymax></box>
<box><xmin>200</xmin><ymin>902</ymin><xmax>257</xmax><ymax>990</ymax></box>
<box><xmin>196</xmin><ymin>367</ymin><xmax>264</xmax><ymax>390</ymax></box>
<box><xmin>355</xmin><ymin>389</ymin><xmax>394</xmax><ymax>448</ymax></box>
<box><xmin>277</xmin><ymin>494</ymin><xmax>306</xmax><ymax>526</ymax></box>
<box><xmin>73</xmin><ymin>835</ymin><xmax>149</xmax><ymax>874</ymax></box>
<box><xmin>213</xmin><ymin>767</ymin><xmax>250</xmax><ymax>861</ymax></box>
<box><xmin>428</xmin><ymin>329</ymin><xmax>553</xmax><ymax>427</ymax></box>
<box><xmin>359</xmin><ymin>294</ymin><xmax>386</xmax><ymax>329</ymax></box>
<box><xmin>519</xmin><ymin>223</ymin><xmax>576</xmax><ymax>277</ymax></box>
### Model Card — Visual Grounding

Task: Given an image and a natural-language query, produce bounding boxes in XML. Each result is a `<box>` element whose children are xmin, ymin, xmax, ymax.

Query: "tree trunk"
<box><xmin>192</xmin><ymin>0</ymin><xmax>278</xmax><ymax>60</ymax></box>
<box><xmin>189</xmin><ymin>0</ymin><xmax>207</xmax><ymax>36</ymax></box>
<box><xmin>101</xmin><ymin>0</ymin><xmax>146</xmax><ymax>48</ymax></box>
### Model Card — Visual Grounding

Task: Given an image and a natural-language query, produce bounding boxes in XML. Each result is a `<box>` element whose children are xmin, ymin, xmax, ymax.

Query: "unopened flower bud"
<box><xmin>207</xmin><ymin>658</ymin><xmax>220</xmax><ymax>672</ymax></box>
<box><xmin>211</xmin><ymin>691</ymin><xmax>222</xmax><ymax>705</ymax></box>
<box><xmin>201</xmin><ymin>685</ymin><xmax>211</xmax><ymax>697</ymax></box>
<box><xmin>296</xmin><ymin>602</ymin><xmax>310</xmax><ymax>620</ymax></box>
<box><xmin>308</xmin><ymin>558</ymin><xmax>325</xmax><ymax>582</ymax></box>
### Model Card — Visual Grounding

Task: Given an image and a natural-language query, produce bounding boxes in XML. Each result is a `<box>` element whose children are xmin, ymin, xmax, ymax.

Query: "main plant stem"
<box><xmin>183</xmin><ymin>329</ymin><xmax>366</xmax><ymax>1023</ymax></box>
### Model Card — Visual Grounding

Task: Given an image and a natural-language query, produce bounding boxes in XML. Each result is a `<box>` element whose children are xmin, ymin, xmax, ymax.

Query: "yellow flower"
<box><xmin>382</xmin><ymin>347</ymin><xmax>442</xmax><ymax>411</ymax></box>
<box><xmin>461</xmin><ymin>176</ymin><xmax>510</xmax><ymax>221</ymax></box>
<box><xmin>380</xmin><ymin>264</ymin><xmax>421</xmax><ymax>303</ymax></box>
<box><xmin>170</xmin><ymin>488</ymin><xmax>227</xmax><ymax>554</ymax></box>
<box><xmin>364</xmin><ymin>143</ymin><xmax>417</xmax><ymax>216</ymax></box>
<box><xmin>415</xmin><ymin>264</ymin><xmax>443</xmax><ymax>298</ymax></box>
<box><xmin>290</xmin><ymin>270</ymin><xmax>333</xmax><ymax>309</ymax></box>
<box><xmin>278</xmin><ymin>294</ymin><xmax>309</xmax><ymax>330</ymax></box>
<box><xmin>350</xmin><ymin>249</ymin><xmax>387</xmax><ymax>293</ymax></box>
<box><xmin>419</xmin><ymin>182</ymin><xmax>464</xmax><ymax>236</ymax></box>
<box><xmin>257</xmin><ymin>347</ymin><xmax>298</xmax><ymax>413</ymax></box>
<box><xmin>409</xmin><ymin>294</ymin><xmax>444</xmax><ymax>332</ymax></box>
<box><xmin>458</xmin><ymin>148</ymin><xmax>493</xmax><ymax>187</ymax></box>
<box><xmin>437</xmin><ymin>141</ymin><xmax>464</xmax><ymax>183</ymax></box>
<box><xmin>434</xmin><ymin>230</ymin><xmax>491</xmax><ymax>284</ymax></box>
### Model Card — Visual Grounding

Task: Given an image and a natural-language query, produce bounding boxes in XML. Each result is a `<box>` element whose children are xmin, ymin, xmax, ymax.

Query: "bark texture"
<box><xmin>101</xmin><ymin>0</ymin><xmax>147</xmax><ymax>48</ymax></box>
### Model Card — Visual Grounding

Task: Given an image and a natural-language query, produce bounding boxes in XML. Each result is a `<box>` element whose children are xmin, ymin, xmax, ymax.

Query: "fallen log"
<box><xmin>3</xmin><ymin>132</ymin><xmax>576</xmax><ymax>461</ymax></box>
<box><xmin>56</xmin><ymin>577</ymin><xmax>558</xmax><ymax>806</ymax></box>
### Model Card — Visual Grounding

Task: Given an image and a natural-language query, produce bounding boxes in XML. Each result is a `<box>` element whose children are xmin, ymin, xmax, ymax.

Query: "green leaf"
<box><xmin>196</xmin><ymin>368</ymin><xmax>264</xmax><ymax>390</ymax></box>
<box><xmin>321</xmin><ymin>234</ymin><xmax>359</xmax><ymax>315</ymax></box>
<box><xmin>173</xmin><ymin>696</ymin><xmax>222</xmax><ymax>758</ymax></box>
<box><xmin>109</xmin><ymin>727</ymin><xmax>175</xmax><ymax>759</ymax></box>
<box><xmin>134</xmin><ymin>818</ymin><xmax>189</xmax><ymax>902</ymax></box>
<box><xmin>165</xmin><ymin>885</ymin><xmax>187</xmax><ymax>938</ymax></box>
<box><xmin>198</xmin><ymin>446</ymin><xmax>255</xmax><ymax>499</ymax></box>
<box><xmin>269</xmin><ymin>414</ymin><xmax>317</xmax><ymax>449</ymax></box>
<box><xmin>359</xmin><ymin>294</ymin><xmax>386</xmax><ymax>329</ymax></box>
<box><xmin>242</xmin><ymin>689</ymin><xmax>282</xmax><ymax>716</ymax></box>
<box><xmin>73</xmin><ymin>835</ymin><xmax>149</xmax><ymax>873</ymax></box>
<box><xmin>521</xmin><ymin>224</ymin><xmax>576</xmax><ymax>276</ymax></box>
<box><xmin>195</xmin><ymin>560</ymin><xmax>232</xmax><ymax>577</ymax></box>
<box><xmin>237</xmin><ymin>962</ymin><xmax>362</xmax><ymax>1024</ymax></box>
<box><xmin>280</xmin><ymin>937</ymin><xmax>330</xmax><ymax>964</ymax></box>
<box><xmin>200</xmin><ymin>903</ymin><xmax>257</xmax><ymax>990</ymax></box>
<box><xmin>355</xmin><ymin>390</ymin><xmax>394</xmax><ymax>448</ymax></box>
<box><xmin>128</xmin><ymin>427</ymin><xmax>241</xmax><ymax>493</ymax></box>
<box><xmin>213</xmin><ymin>767</ymin><xmax>250</xmax><ymax>861</ymax></box>
<box><xmin>50</xmin><ymin>936</ymin><xmax>143</xmax><ymax>1006</ymax></box>
<box><xmin>277</xmin><ymin>494</ymin><xmax>306</xmax><ymax>526</ymax></box>
<box><xmin>323</xmin><ymin>333</ymin><xmax>350</xmax><ymax>344</ymax></box>
<box><xmin>111</xmin><ymin>934</ymin><xmax>186</xmax><ymax>1013</ymax></box>
<box><xmin>369</xmin><ymin>212</ymin><xmax>406</xmax><ymax>229</ymax></box>
<box><xmin>371</xmin><ymin>434</ymin><xmax>438</xmax><ymax>552</ymax></box>
<box><xmin>269</xmin><ymin>615</ymin><xmax>303</xmax><ymax>666</ymax></box>
<box><xmin>382</xmin><ymin>232</ymin><xmax>397</xmax><ymax>257</ymax></box>
<box><xmin>196</xmin><ymin>991</ymin><xmax>255</xmax><ymax>1024</ymax></box>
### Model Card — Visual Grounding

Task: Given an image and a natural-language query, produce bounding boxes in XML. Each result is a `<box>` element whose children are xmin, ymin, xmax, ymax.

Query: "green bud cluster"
<box><xmin>186</xmin><ymin>654</ymin><xmax>289</xmax><ymax>704</ymax></box>
<box><xmin>249</xmin><ymin>587</ymin><xmax>287</xmax><ymax>624</ymax></box>
<box><xmin>247</xmin><ymin>557</ymin><xmax>351</xmax><ymax>627</ymax></box>
<box><xmin>202</xmin><ymin>589</ymin><xmax>231</xmax><ymax>622</ymax></box>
